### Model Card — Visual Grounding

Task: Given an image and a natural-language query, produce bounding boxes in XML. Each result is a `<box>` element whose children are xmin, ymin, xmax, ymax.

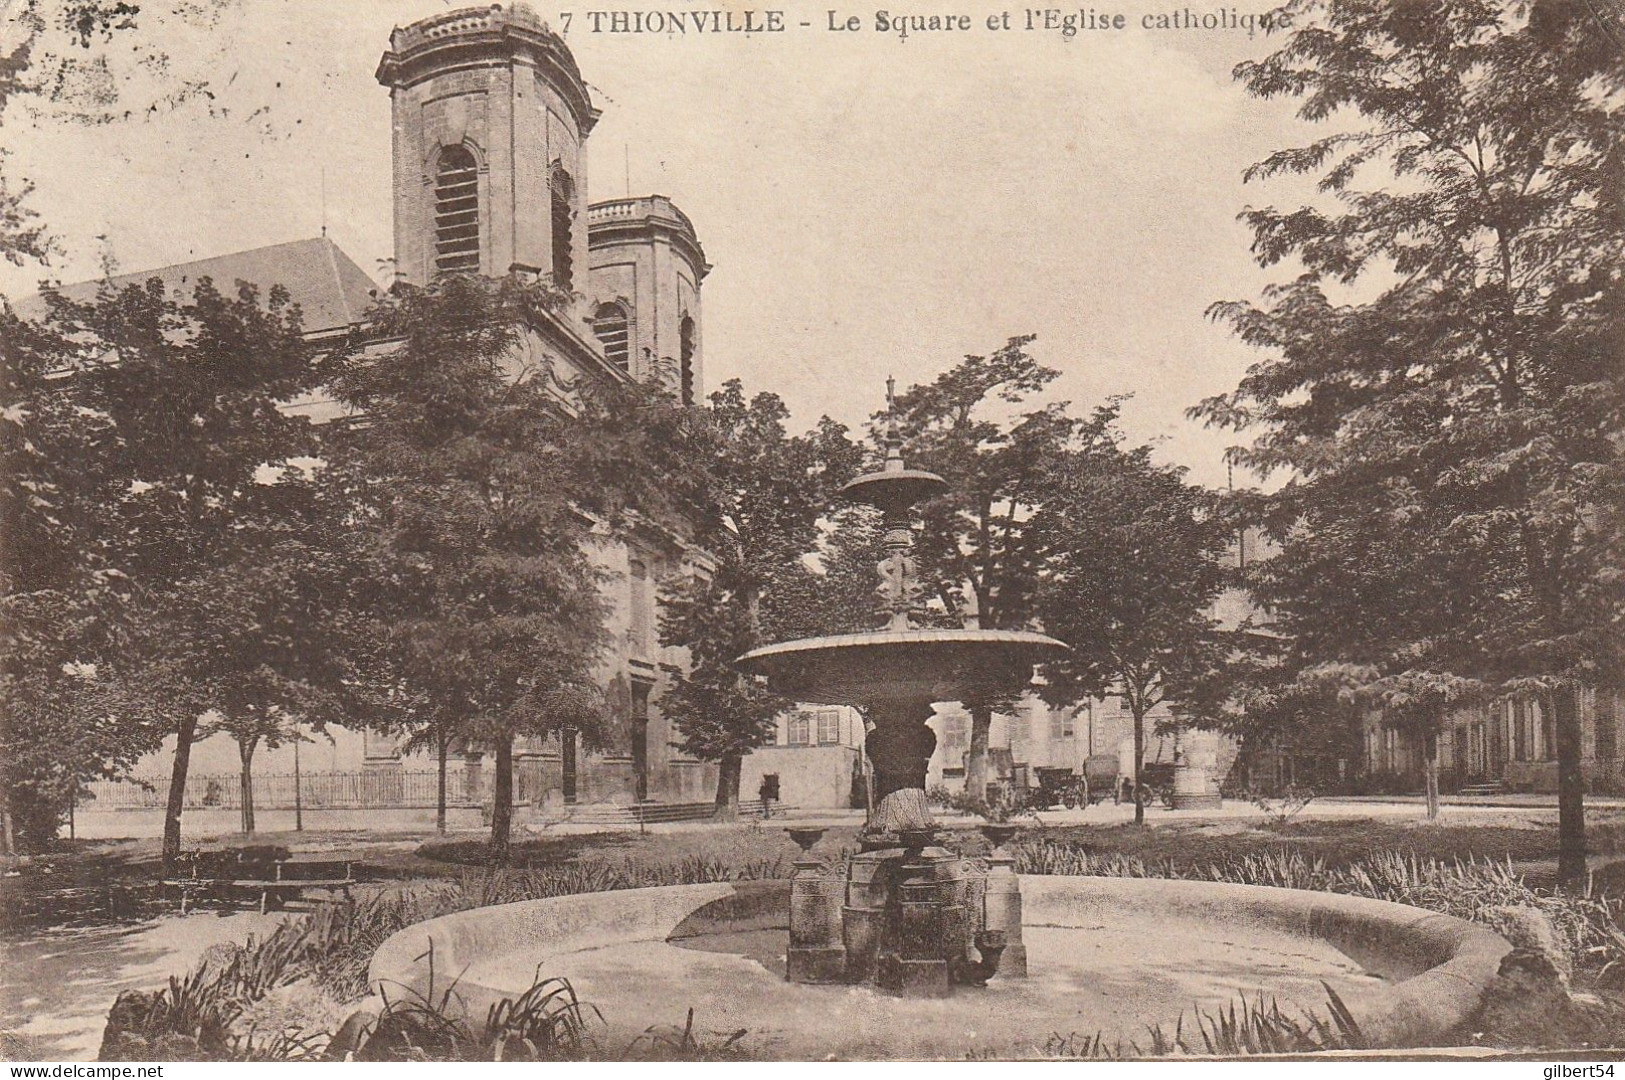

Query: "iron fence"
<box><xmin>82</xmin><ymin>769</ymin><xmax>479</xmax><ymax>811</ymax></box>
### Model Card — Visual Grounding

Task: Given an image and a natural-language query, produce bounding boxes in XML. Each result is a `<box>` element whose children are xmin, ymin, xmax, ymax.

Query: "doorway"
<box><xmin>561</xmin><ymin>725</ymin><xmax>577</xmax><ymax>804</ymax></box>
<box><xmin>631</xmin><ymin>681</ymin><xmax>651</xmax><ymax>802</ymax></box>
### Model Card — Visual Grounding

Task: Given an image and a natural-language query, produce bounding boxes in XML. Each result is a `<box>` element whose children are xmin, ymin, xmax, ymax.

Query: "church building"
<box><xmin>50</xmin><ymin>3</ymin><xmax>720</xmax><ymax>818</ymax></box>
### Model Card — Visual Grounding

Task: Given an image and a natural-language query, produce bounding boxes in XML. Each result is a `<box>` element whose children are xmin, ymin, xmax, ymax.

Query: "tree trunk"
<box><xmin>1131</xmin><ymin>704</ymin><xmax>1146</xmax><ymax>827</ymax></box>
<box><xmin>1423</xmin><ymin>730</ymin><xmax>1440</xmax><ymax>822</ymax></box>
<box><xmin>714</xmin><ymin>753</ymin><xmax>741</xmax><ymax>820</ymax></box>
<box><xmin>1554</xmin><ymin>685</ymin><xmax>1587</xmax><ymax>882</ymax></box>
<box><xmin>436</xmin><ymin>733</ymin><xmax>449</xmax><ymax>835</ymax></box>
<box><xmin>238</xmin><ymin>735</ymin><xmax>258</xmax><ymax>834</ymax></box>
<box><xmin>162</xmin><ymin>712</ymin><xmax>198</xmax><ymax>870</ymax></box>
<box><xmin>965</xmin><ymin>703</ymin><xmax>994</xmax><ymax>803</ymax></box>
<box><xmin>489</xmin><ymin>734</ymin><xmax>514</xmax><ymax>864</ymax></box>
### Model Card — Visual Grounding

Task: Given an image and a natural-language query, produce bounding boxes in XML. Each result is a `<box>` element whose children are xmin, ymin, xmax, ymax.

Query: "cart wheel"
<box><xmin>1062</xmin><ymin>789</ymin><xmax>1079</xmax><ymax>810</ymax></box>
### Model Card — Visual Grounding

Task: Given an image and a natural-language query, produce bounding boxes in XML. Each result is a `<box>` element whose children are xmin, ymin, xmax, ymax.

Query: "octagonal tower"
<box><xmin>377</xmin><ymin>3</ymin><xmax>599</xmax><ymax>303</ymax></box>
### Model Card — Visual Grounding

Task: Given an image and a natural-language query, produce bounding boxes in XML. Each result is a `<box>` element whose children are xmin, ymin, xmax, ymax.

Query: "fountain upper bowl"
<box><xmin>839</xmin><ymin>468</ymin><xmax>950</xmax><ymax>509</ymax></box>
<box><xmin>735</xmin><ymin>628</ymin><xmax>1068</xmax><ymax>705</ymax></box>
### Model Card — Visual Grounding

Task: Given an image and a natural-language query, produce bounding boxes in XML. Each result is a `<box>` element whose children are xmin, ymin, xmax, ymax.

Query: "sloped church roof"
<box><xmin>16</xmin><ymin>236</ymin><xmax>379</xmax><ymax>338</ymax></box>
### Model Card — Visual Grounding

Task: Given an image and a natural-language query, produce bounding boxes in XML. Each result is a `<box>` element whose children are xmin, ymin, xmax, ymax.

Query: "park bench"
<box><xmin>164</xmin><ymin>845</ymin><xmax>356</xmax><ymax>914</ymax></box>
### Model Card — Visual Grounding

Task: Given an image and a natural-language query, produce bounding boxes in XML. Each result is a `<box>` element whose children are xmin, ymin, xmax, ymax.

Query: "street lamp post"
<box><xmin>293</xmin><ymin>737</ymin><xmax>304</xmax><ymax>832</ymax></box>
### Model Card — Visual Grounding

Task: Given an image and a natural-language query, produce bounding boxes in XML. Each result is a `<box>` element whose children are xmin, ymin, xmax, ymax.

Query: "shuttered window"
<box><xmin>679</xmin><ymin>315</ymin><xmax>696</xmax><ymax>404</ymax></box>
<box><xmin>434</xmin><ymin>146</ymin><xmax>480</xmax><ymax>274</ymax></box>
<box><xmin>594</xmin><ymin>303</ymin><xmax>630</xmax><ymax>372</ymax></box>
<box><xmin>551</xmin><ymin>172</ymin><xmax>574</xmax><ymax>293</ymax></box>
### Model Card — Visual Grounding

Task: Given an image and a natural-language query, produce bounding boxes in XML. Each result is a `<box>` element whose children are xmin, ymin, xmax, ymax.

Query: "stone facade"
<box><xmin>587</xmin><ymin>196</ymin><xmax>708</xmax><ymax>398</ymax></box>
<box><xmin>368</xmin><ymin>4</ymin><xmax>714</xmax><ymax>809</ymax></box>
<box><xmin>925</xmin><ymin>694</ymin><xmax>1236</xmax><ymax>800</ymax></box>
<box><xmin>377</xmin><ymin>4</ymin><xmax>597</xmax><ymax>295</ymax></box>
<box><xmin>1359</xmin><ymin>688</ymin><xmax>1625</xmax><ymax>795</ymax></box>
<box><xmin>740</xmin><ymin>706</ymin><xmax>866</xmax><ymax>810</ymax></box>
<box><xmin>375</xmin><ymin>4</ymin><xmax>706</xmax><ymax>408</ymax></box>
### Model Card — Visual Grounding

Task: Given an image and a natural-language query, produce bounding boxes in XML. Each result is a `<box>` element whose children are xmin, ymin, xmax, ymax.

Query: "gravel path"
<box><xmin>0</xmin><ymin>911</ymin><xmax>288</xmax><ymax>1060</ymax></box>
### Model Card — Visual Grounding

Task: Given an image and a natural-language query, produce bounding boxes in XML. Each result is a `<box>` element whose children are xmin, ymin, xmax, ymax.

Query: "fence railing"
<box><xmin>81</xmin><ymin>775</ymin><xmax>784</xmax><ymax>820</ymax></box>
<box><xmin>82</xmin><ymin>770</ymin><xmax>479</xmax><ymax>811</ymax></box>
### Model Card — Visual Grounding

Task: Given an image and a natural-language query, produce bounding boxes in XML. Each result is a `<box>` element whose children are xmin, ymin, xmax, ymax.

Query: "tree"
<box><xmin>1221</xmin><ymin>653</ymin><xmax>1367</xmax><ymax>795</ymax></box>
<box><xmin>1192</xmin><ymin>0</ymin><xmax>1625</xmax><ymax>878</ymax></box>
<box><xmin>1357</xmin><ymin>670</ymin><xmax>1487</xmax><ymax>820</ymax></box>
<box><xmin>402</xmin><ymin>708</ymin><xmax>463</xmax><ymax>836</ymax></box>
<box><xmin>135</xmin><ymin>471</ymin><xmax>360</xmax><ymax>835</ymax></box>
<box><xmin>1031</xmin><ymin>405</ymin><xmax>1234</xmax><ymax>825</ymax></box>
<box><xmin>658</xmin><ymin>380</ymin><xmax>860</xmax><ymax>816</ymax></box>
<box><xmin>1</xmin><ymin>307</ymin><xmax>156</xmax><ymax>849</ymax></box>
<box><xmin>659</xmin><ymin>570</ymin><xmax>788</xmax><ymax>817</ymax></box>
<box><xmin>14</xmin><ymin>275</ymin><xmax>315</xmax><ymax>863</ymax></box>
<box><xmin>768</xmin><ymin>506</ymin><xmax>891</xmax><ymax>641</ymax></box>
<box><xmin>889</xmin><ymin>337</ymin><xmax>1075</xmax><ymax>799</ymax></box>
<box><xmin>328</xmin><ymin>273</ymin><xmax>690</xmax><ymax>860</ymax></box>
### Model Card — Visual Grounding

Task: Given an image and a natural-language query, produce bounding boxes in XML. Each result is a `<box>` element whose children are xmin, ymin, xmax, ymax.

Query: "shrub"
<box><xmin>927</xmin><ymin>784</ymin><xmax>1038</xmax><ymax>824</ymax></box>
<box><xmin>354</xmin><ymin>948</ymin><xmax>742</xmax><ymax>1062</ymax></box>
<box><xmin>1250</xmin><ymin>784</ymin><xmax>1316</xmax><ymax>826</ymax></box>
<box><xmin>468</xmin><ymin>853</ymin><xmax>786</xmax><ymax>907</ymax></box>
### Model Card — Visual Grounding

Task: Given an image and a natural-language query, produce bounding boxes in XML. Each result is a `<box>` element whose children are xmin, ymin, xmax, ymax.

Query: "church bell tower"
<box><xmin>376</xmin><ymin>4</ymin><xmax>598</xmax><ymax>302</ymax></box>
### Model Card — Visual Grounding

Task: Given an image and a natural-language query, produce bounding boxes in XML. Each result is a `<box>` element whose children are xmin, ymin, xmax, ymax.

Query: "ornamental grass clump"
<box><xmin>468</xmin><ymin>853</ymin><xmax>786</xmax><ymax>907</ymax></box>
<box><xmin>1039</xmin><ymin>986</ymin><xmax>1365</xmax><ymax>1058</ymax></box>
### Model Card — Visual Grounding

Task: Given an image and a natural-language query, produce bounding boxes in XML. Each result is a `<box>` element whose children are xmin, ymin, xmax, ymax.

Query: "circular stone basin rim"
<box><xmin>737</xmin><ymin>627</ymin><xmax>1069</xmax><ymax>666</ymax></box>
<box><xmin>368</xmin><ymin>876</ymin><xmax>1510</xmax><ymax>1054</ymax></box>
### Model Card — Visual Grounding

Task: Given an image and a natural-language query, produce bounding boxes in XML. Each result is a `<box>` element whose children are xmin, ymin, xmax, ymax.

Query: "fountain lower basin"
<box><xmin>368</xmin><ymin>877</ymin><xmax>1511</xmax><ymax>1057</ymax></box>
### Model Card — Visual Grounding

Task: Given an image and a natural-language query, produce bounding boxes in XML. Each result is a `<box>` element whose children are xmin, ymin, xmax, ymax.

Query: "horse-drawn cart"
<box><xmin>1029</xmin><ymin>756</ymin><xmax>1176</xmax><ymax>810</ymax></box>
<box><xmin>1032</xmin><ymin>766</ymin><xmax>1090</xmax><ymax>809</ymax></box>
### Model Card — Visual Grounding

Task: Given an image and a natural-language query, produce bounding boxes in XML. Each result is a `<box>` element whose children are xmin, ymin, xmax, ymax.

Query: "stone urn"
<box><xmin>787</xmin><ymin>827</ymin><xmax>827</xmax><ymax>854</ymax></box>
<box><xmin>980</xmin><ymin>823</ymin><xmax>1019</xmax><ymax>853</ymax></box>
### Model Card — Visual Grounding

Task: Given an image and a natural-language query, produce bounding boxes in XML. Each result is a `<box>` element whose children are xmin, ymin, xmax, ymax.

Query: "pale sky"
<box><xmin>0</xmin><ymin>0</ymin><xmax>1324</xmax><ymax>488</ymax></box>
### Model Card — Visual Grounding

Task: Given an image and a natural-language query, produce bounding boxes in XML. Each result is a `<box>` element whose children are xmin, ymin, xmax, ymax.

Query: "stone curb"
<box><xmin>1020</xmin><ymin>876</ymin><xmax>1512</xmax><ymax>1048</ymax></box>
<box><xmin>369</xmin><ymin>876</ymin><xmax>1511</xmax><ymax>1052</ymax></box>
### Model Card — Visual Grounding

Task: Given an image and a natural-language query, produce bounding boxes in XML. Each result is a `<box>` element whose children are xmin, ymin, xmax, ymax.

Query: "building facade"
<box><xmin>1357</xmin><ymin>689</ymin><xmax>1625</xmax><ymax>795</ymax></box>
<box><xmin>740</xmin><ymin>706</ymin><xmax>867</xmax><ymax>810</ymax></box>
<box><xmin>924</xmin><ymin>695</ymin><xmax>1235</xmax><ymax>799</ymax></box>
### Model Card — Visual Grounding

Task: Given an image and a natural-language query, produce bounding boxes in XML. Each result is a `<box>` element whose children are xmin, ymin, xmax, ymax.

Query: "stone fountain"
<box><xmin>366</xmin><ymin>391</ymin><xmax>1517</xmax><ymax>1057</ymax></box>
<box><xmin>735</xmin><ymin>381</ymin><xmax>1068</xmax><ymax>997</ymax></box>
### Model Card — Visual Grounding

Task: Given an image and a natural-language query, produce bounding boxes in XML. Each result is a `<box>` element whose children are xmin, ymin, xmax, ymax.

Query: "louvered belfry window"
<box><xmin>551</xmin><ymin>172</ymin><xmax>574</xmax><ymax>293</ymax></box>
<box><xmin>593</xmin><ymin>303</ymin><xmax>630</xmax><ymax>372</ymax></box>
<box><xmin>679</xmin><ymin>315</ymin><xmax>696</xmax><ymax>405</ymax></box>
<box><xmin>434</xmin><ymin>146</ymin><xmax>480</xmax><ymax>274</ymax></box>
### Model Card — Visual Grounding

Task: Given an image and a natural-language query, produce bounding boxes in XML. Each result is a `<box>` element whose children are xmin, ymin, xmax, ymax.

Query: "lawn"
<box><xmin>12</xmin><ymin>810</ymin><xmax>1625</xmax><ymax>1059</ymax></box>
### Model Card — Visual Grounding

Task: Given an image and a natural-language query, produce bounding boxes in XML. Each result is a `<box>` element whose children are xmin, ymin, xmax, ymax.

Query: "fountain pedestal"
<box><xmin>1170</xmin><ymin>728</ymin><xmax>1222</xmax><ymax>810</ymax></box>
<box><xmin>876</xmin><ymin>842</ymin><xmax>963</xmax><ymax>997</ymax></box>
<box><xmin>787</xmin><ymin>849</ymin><xmax>847</xmax><ymax>983</ymax></box>
<box><xmin>981</xmin><ymin>831</ymin><xmax>1027</xmax><ymax>976</ymax></box>
<box><xmin>841</xmin><ymin>849</ymin><xmax>899</xmax><ymax>984</ymax></box>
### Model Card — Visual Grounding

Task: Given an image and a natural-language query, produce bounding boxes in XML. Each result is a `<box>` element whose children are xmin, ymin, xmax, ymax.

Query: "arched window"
<box><xmin>550</xmin><ymin>171</ymin><xmax>575</xmax><ymax>293</ymax></box>
<box><xmin>679</xmin><ymin>314</ymin><xmax>696</xmax><ymax>405</ymax></box>
<box><xmin>434</xmin><ymin>146</ymin><xmax>481</xmax><ymax>274</ymax></box>
<box><xmin>628</xmin><ymin>557</ymin><xmax>652</xmax><ymax>656</ymax></box>
<box><xmin>593</xmin><ymin>302</ymin><xmax>630</xmax><ymax>373</ymax></box>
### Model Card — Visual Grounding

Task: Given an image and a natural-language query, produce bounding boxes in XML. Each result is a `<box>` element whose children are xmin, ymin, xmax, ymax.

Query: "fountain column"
<box><xmin>863</xmin><ymin>701</ymin><xmax>938</xmax><ymax>834</ymax></box>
